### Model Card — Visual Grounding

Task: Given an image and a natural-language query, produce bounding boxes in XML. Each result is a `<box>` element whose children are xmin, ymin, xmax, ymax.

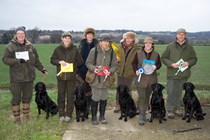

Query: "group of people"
<box><xmin>2</xmin><ymin>26</ymin><xmax>197</xmax><ymax>126</ymax></box>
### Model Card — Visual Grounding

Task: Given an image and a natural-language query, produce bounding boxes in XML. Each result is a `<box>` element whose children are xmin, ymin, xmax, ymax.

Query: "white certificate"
<box><xmin>15</xmin><ymin>51</ymin><xmax>29</xmax><ymax>60</ymax></box>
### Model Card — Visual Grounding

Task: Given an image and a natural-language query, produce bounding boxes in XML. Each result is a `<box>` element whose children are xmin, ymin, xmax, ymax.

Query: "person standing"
<box><xmin>77</xmin><ymin>28</ymin><xmax>98</xmax><ymax>117</ymax></box>
<box><xmin>51</xmin><ymin>31</ymin><xmax>83</xmax><ymax>123</ymax></box>
<box><xmin>2</xmin><ymin>26</ymin><xmax>48</xmax><ymax>124</ymax></box>
<box><xmin>161</xmin><ymin>28</ymin><xmax>197</xmax><ymax>119</ymax></box>
<box><xmin>86</xmin><ymin>33</ymin><xmax>117</xmax><ymax>125</ymax></box>
<box><xmin>132</xmin><ymin>37</ymin><xmax>162</xmax><ymax>125</ymax></box>
<box><xmin>114</xmin><ymin>31</ymin><xmax>141</xmax><ymax>113</ymax></box>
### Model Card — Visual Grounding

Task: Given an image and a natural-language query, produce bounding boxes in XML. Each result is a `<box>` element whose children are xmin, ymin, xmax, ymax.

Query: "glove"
<box><xmin>41</xmin><ymin>69</ymin><xmax>47</xmax><ymax>74</ymax></box>
<box><xmin>19</xmin><ymin>59</ymin><xmax>25</xmax><ymax>63</ymax></box>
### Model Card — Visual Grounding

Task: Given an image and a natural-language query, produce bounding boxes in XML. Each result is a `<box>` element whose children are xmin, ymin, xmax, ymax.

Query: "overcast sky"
<box><xmin>0</xmin><ymin>0</ymin><xmax>209</xmax><ymax>32</ymax></box>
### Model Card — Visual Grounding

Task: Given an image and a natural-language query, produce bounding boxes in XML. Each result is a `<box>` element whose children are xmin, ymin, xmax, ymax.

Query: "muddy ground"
<box><xmin>63</xmin><ymin>91</ymin><xmax>210</xmax><ymax>140</ymax></box>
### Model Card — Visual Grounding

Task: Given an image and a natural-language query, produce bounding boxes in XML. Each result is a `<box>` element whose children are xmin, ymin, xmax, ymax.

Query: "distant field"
<box><xmin>0</xmin><ymin>44</ymin><xmax>210</xmax><ymax>89</ymax></box>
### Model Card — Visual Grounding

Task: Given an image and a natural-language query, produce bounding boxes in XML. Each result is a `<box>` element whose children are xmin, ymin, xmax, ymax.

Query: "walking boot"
<box><xmin>22</xmin><ymin>102</ymin><xmax>31</xmax><ymax>120</ymax></box>
<box><xmin>91</xmin><ymin>100</ymin><xmax>99</xmax><ymax>125</ymax></box>
<box><xmin>12</xmin><ymin>104</ymin><xmax>21</xmax><ymax>124</ymax></box>
<box><xmin>99</xmin><ymin>100</ymin><xmax>107</xmax><ymax>124</ymax></box>
<box><xmin>139</xmin><ymin>107</ymin><xmax>146</xmax><ymax>126</ymax></box>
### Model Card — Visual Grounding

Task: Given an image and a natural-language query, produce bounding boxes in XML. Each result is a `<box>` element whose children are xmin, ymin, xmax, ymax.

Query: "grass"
<box><xmin>1</xmin><ymin>44</ymin><xmax>210</xmax><ymax>89</ymax></box>
<box><xmin>0</xmin><ymin>43</ymin><xmax>210</xmax><ymax>139</ymax></box>
<box><xmin>0</xmin><ymin>90</ymin><xmax>69</xmax><ymax>140</ymax></box>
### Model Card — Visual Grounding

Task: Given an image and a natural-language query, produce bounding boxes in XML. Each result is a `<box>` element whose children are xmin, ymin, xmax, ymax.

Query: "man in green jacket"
<box><xmin>2</xmin><ymin>26</ymin><xmax>48</xmax><ymax>124</ymax></box>
<box><xmin>161</xmin><ymin>28</ymin><xmax>197</xmax><ymax>119</ymax></box>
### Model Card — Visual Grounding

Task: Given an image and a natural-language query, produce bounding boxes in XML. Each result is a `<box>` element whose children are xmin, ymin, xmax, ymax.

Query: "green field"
<box><xmin>0</xmin><ymin>43</ymin><xmax>210</xmax><ymax>140</ymax></box>
<box><xmin>0</xmin><ymin>44</ymin><xmax>210</xmax><ymax>89</ymax></box>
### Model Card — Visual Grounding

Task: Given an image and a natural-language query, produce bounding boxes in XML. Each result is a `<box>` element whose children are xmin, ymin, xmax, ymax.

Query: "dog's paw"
<box><xmin>82</xmin><ymin>118</ymin><xmax>85</xmax><ymax>121</ymax></box>
<box><xmin>163</xmin><ymin>118</ymin><xmax>167</xmax><ymax>121</ymax></box>
<box><xmin>186</xmin><ymin>119</ymin><xmax>191</xmax><ymax>123</ymax></box>
<box><xmin>149</xmin><ymin>119</ymin><xmax>153</xmax><ymax>123</ymax></box>
<box><xmin>119</xmin><ymin>117</ymin><xmax>123</xmax><ymax>120</ymax></box>
<box><xmin>124</xmin><ymin>118</ymin><xmax>127</xmax><ymax>122</ymax></box>
<box><xmin>182</xmin><ymin>116</ymin><xmax>186</xmax><ymax>120</ymax></box>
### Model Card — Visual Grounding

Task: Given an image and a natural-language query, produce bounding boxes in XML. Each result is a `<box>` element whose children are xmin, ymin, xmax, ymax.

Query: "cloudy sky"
<box><xmin>0</xmin><ymin>0</ymin><xmax>209</xmax><ymax>32</ymax></box>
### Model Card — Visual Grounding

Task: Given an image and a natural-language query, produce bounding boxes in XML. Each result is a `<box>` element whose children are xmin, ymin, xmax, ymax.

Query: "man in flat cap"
<box><xmin>161</xmin><ymin>28</ymin><xmax>197</xmax><ymax>119</ymax></box>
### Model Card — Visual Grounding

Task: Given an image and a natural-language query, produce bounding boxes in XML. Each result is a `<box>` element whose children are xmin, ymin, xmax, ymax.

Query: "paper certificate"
<box><xmin>57</xmin><ymin>63</ymin><xmax>74</xmax><ymax>76</ymax></box>
<box><xmin>61</xmin><ymin>63</ymin><xmax>74</xmax><ymax>72</ymax></box>
<box><xmin>175</xmin><ymin>59</ymin><xmax>188</xmax><ymax>75</ymax></box>
<box><xmin>15</xmin><ymin>51</ymin><xmax>29</xmax><ymax>60</ymax></box>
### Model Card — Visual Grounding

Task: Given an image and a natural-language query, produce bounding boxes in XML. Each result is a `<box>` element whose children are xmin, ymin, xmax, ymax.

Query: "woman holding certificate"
<box><xmin>2</xmin><ymin>26</ymin><xmax>48</xmax><ymax>124</ymax></box>
<box><xmin>51</xmin><ymin>31</ymin><xmax>83</xmax><ymax>123</ymax></box>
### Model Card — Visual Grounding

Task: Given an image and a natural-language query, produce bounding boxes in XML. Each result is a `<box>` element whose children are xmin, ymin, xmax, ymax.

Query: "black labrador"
<box><xmin>74</xmin><ymin>85</ymin><xmax>88</xmax><ymax>122</ymax></box>
<box><xmin>117</xmin><ymin>84</ymin><xmax>138</xmax><ymax>122</ymax></box>
<box><xmin>182</xmin><ymin>82</ymin><xmax>206</xmax><ymax>122</ymax></box>
<box><xmin>35</xmin><ymin>82</ymin><xmax>58</xmax><ymax>119</ymax></box>
<box><xmin>149</xmin><ymin>83</ymin><xmax>166</xmax><ymax>123</ymax></box>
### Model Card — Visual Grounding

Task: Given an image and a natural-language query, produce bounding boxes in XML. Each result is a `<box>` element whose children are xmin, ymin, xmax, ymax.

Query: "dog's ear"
<box><xmin>42</xmin><ymin>82</ymin><xmax>46</xmax><ymax>91</ymax></box>
<box><xmin>151</xmin><ymin>83</ymin><xmax>155</xmax><ymax>90</ymax></box>
<box><xmin>191</xmin><ymin>82</ymin><xmax>195</xmax><ymax>90</ymax></box>
<box><xmin>126</xmin><ymin>86</ymin><xmax>130</xmax><ymax>93</ymax></box>
<box><xmin>34</xmin><ymin>83</ymin><xmax>38</xmax><ymax>91</ymax></box>
<box><xmin>160</xmin><ymin>84</ymin><xmax>165</xmax><ymax>91</ymax></box>
<box><xmin>183</xmin><ymin>83</ymin><xmax>187</xmax><ymax>90</ymax></box>
<box><xmin>116</xmin><ymin>85</ymin><xmax>120</xmax><ymax>94</ymax></box>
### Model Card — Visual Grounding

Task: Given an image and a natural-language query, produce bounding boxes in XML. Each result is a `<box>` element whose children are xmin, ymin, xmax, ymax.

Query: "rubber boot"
<box><xmin>91</xmin><ymin>100</ymin><xmax>99</xmax><ymax>125</ymax></box>
<box><xmin>99</xmin><ymin>100</ymin><xmax>107</xmax><ymax>124</ymax></box>
<box><xmin>12</xmin><ymin>104</ymin><xmax>21</xmax><ymax>124</ymax></box>
<box><xmin>139</xmin><ymin>107</ymin><xmax>146</xmax><ymax>126</ymax></box>
<box><xmin>22</xmin><ymin>102</ymin><xmax>31</xmax><ymax>120</ymax></box>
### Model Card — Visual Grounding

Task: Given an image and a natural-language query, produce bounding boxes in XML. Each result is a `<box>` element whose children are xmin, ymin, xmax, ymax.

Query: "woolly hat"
<box><xmin>176</xmin><ymin>28</ymin><xmax>186</xmax><ymax>34</ymax></box>
<box><xmin>15</xmin><ymin>26</ymin><xmax>26</xmax><ymax>34</ymax></box>
<box><xmin>98</xmin><ymin>33</ymin><xmax>111</xmax><ymax>42</ymax></box>
<box><xmin>144</xmin><ymin>37</ymin><xmax>153</xmax><ymax>43</ymax></box>
<box><xmin>123</xmin><ymin>31</ymin><xmax>136</xmax><ymax>39</ymax></box>
<box><xmin>61</xmin><ymin>31</ymin><xmax>72</xmax><ymax>38</ymax></box>
<box><xmin>83</xmin><ymin>28</ymin><xmax>96</xmax><ymax>37</ymax></box>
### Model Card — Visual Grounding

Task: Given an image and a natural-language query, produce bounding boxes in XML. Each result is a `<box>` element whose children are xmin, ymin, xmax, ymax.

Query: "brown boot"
<box><xmin>12</xmin><ymin>104</ymin><xmax>21</xmax><ymax>124</ymax></box>
<box><xmin>22</xmin><ymin>102</ymin><xmax>31</xmax><ymax>120</ymax></box>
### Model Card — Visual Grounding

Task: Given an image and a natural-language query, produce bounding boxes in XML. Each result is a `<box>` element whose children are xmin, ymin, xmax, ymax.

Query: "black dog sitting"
<box><xmin>149</xmin><ymin>83</ymin><xmax>166</xmax><ymax>124</ymax></box>
<box><xmin>35</xmin><ymin>82</ymin><xmax>58</xmax><ymax>119</ymax></box>
<box><xmin>74</xmin><ymin>85</ymin><xmax>88</xmax><ymax>122</ymax></box>
<box><xmin>117</xmin><ymin>84</ymin><xmax>138</xmax><ymax>122</ymax></box>
<box><xmin>182</xmin><ymin>82</ymin><xmax>206</xmax><ymax>122</ymax></box>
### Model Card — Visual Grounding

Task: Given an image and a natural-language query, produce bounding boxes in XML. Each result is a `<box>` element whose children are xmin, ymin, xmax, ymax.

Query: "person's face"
<box><xmin>99</xmin><ymin>41</ymin><xmax>110</xmax><ymax>50</ymax></box>
<box><xmin>176</xmin><ymin>32</ymin><xmax>186</xmax><ymax>42</ymax></box>
<box><xmin>61</xmin><ymin>36</ymin><xmax>71</xmax><ymax>47</ymax></box>
<box><xmin>86</xmin><ymin>33</ymin><xmax>94</xmax><ymax>42</ymax></box>
<box><xmin>144</xmin><ymin>42</ymin><xmax>153</xmax><ymax>51</ymax></box>
<box><xmin>125</xmin><ymin>37</ymin><xmax>134</xmax><ymax>44</ymax></box>
<box><xmin>16</xmin><ymin>30</ymin><xmax>25</xmax><ymax>43</ymax></box>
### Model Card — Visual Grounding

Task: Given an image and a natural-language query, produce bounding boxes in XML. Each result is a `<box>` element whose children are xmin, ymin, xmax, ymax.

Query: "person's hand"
<box><xmin>116</xmin><ymin>56</ymin><xmax>121</xmax><ymax>62</ymax></box>
<box><xmin>152</xmin><ymin>65</ymin><xmax>157</xmax><ymax>70</ymax></box>
<box><xmin>94</xmin><ymin>68</ymin><xmax>99</xmax><ymax>74</ymax></box>
<box><xmin>171</xmin><ymin>63</ymin><xmax>179</xmax><ymax>69</ymax></box>
<box><xmin>182</xmin><ymin>61</ymin><xmax>189</xmax><ymax>67</ymax></box>
<box><xmin>42</xmin><ymin>70</ymin><xmax>48</xmax><ymax>76</ymax></box>
<box><xmin>19</xmin><ymin>59</ymin><xmax>26</xmax><ymax>63</ymax></box>
<box><xmin>59</xmin><ymin>60</ymin><xmax>67</xmax><ymax>67</ymax></box>
<box><xmin>136</xmin><ymin>70</ymin><xmax>141</xmax><ymax>76</ymax></box>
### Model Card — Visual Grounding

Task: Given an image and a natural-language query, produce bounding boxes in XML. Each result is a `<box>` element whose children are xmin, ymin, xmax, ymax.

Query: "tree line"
<box><xmin>0</xmin><ymin>27</ymin><xmax>210</xmax><ymax>45</ymax></box>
